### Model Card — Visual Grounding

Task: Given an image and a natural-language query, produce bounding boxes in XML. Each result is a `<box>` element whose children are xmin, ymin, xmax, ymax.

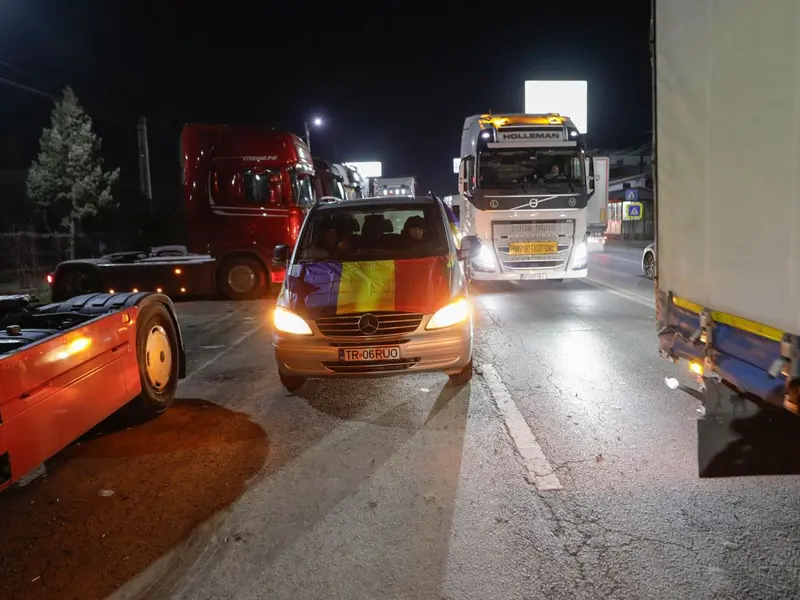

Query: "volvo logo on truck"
<box><xmin>498</xmin><ymin>131</ymin><xmax>561</xmax><ymax>141</ymax></box>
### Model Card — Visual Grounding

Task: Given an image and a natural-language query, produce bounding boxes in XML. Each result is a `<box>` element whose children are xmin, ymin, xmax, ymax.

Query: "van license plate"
<box><xmin>339</xmin><ymin>346</ymin><xmax>401</xmax><ymax>361</ymax></box>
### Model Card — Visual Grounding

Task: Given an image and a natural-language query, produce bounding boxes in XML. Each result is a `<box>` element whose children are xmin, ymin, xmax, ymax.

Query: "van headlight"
<box><xmin>273</xmin><ymin>306</ymin><xmax>313</xmax><ymax>335</ymax></box>
<box><xmin>426</xmin><ymin>298</ymin><xmax>470</xmax><ymax>330</ymax></box>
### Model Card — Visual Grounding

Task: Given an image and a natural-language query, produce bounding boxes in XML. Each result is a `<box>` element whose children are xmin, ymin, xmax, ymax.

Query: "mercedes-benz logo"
<box><xmin>568</xmin><ymin>197</ymin><xmax>577</xmax><ymax>207</ymax></box>
<box><xmin>358</xmin><ymin>313</ymin><xmax>380</xmax><ymax>335</ymax></box>
<box><xmin>489</xmin><ymin>199</ymin><xmax>499</xmax><ymax>208</ymax></box>
<box><xmin>528</xmin><ymin>198</ymin><xmax>540</xmax><ymax>208</ymax></box>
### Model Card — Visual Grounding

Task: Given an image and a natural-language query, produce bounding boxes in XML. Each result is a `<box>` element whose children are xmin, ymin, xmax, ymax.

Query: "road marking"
<box><xmin>595</xmin><ymin>252</ymin><xmax>641</xmax><ymax>265</ymax></box>
<box><xmin>584</xmin><ymin>277</ymin><xmax>655</xmax><ymax>308</ymax></box>
<box><xmin>181</xmin><ymin>323</ymin><xmax>264</xmax><ymax>384</ymax></box>
<box><xmin>480</xmin><ymin>363</ymin><xmax>563</xmax><ymax>491</ymax></box>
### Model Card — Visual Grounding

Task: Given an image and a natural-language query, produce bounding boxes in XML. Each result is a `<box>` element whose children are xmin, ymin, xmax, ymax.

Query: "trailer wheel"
<box><xmin>218</xmin><ymin>256</ymin><xmax>268</xmax><ymax>300</ymax></box>
<box><xmin>129</xmin><ymin>302</ymin><xmax>179</xmax><ymax>420</ymax></box>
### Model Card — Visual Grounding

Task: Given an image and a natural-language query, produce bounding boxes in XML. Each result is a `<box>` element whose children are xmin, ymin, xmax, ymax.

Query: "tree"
<box><xmin>26</xmin><ymin>86</ymin><xmax>120</xmax><ymax>259</ymax></box>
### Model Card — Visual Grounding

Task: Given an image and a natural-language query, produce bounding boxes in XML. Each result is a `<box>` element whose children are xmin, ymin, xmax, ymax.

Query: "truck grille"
<box><xmin>315</xmin><ymin>312</ymin><xmax>423</xmax><ymax>337</ymax></box>
<box><xmin>492</xmin><ymin>220</ymin><xmax>575</xmax><ymax>270</ymax></box>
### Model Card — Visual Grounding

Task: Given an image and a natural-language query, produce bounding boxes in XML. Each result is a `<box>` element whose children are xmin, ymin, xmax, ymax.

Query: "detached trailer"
<box><xmin>653</xmin><ymin>0</ymin><xmax>800</xmax><ymax>455</ymax></box>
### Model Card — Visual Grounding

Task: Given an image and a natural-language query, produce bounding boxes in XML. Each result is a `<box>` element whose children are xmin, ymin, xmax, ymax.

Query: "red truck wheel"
<box><xmin>218</xmin><ymin>256</ymin><xmax>268</xmax><ymax>301</ymax></box>
<box><xmin>130</xmin><ymin>302</ymin><xmax>179</xmax><ymax>419</ymax></box>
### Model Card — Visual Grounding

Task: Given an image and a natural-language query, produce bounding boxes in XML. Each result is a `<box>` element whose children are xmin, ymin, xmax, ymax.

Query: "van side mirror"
<box><xmin>272</xmin><ymin>244</ymin><xmax>289</xmax><ymax>266</ymax></box>
<box><xmin>458</xmin><ymin>235</ymin><xmax>481</xmax><ymax>261</ymax></box>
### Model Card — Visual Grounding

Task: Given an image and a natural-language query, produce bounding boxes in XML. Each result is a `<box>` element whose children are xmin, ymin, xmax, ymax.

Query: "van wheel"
<box><xmin>129</xmin><ymin>302</ymin><xmax>179</xmax><ymax>421</ymax></box>
<box><xmin>218</xmin><ymin>256</ymin><xmax>268</xmax><ymax>300</ymax></box>
<box><xmin>279</xmin><ymin>371</ymin><xmax>306</xmax><ymax>393</ymax></box>
<box><xmin>448</xmin><ymin>359</ymin><xmax>473</xmax><ymax>386</ymax></box>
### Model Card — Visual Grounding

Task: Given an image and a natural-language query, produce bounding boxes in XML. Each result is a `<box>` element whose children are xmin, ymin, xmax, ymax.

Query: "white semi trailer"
<box><xmin>652</xmin><ymin>0</ymin><xmax>800</xmax><ymax>443</ymax></box>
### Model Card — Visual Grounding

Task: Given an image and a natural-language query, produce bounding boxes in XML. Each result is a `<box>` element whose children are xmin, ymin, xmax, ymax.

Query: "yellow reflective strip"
<box><xmin>336</xmin><ymin>261</ymin><xmax>396</xmax><ymax>315</ymax></box>
<box><xmin>672</xmin><ymin>296</ymin><xmax>784</xmax><ymax>342</ymax></box>
<box><xmin>672</xmin><ymin>296</ymin><xmax>703</xmax><ymax>315</ymax></box>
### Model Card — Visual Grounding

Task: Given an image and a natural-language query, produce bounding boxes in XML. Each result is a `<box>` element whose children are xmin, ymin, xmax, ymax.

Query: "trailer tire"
<box><xmin>218</xmin><ymin>256</ymin><xmax>268</xmax><ymax>301</ymax></box>
<box><xmin>129</xmin><ymin>301</ymin><xmax>179</xmax><ymax>420</ymax></box>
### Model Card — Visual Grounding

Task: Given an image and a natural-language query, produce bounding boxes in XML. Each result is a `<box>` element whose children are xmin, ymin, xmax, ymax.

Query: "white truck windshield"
<box><xmin>478</xmin><ymin>149</ymin><xmax>583</xmax><ymax>189</ymax></box>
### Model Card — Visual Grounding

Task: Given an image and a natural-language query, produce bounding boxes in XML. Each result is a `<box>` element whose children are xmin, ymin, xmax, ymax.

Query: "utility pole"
<box><xmin>304</xmin><ymin>117</ymin><xmax>323</xmax><ymax>154</ymax></box>
<box><xmin>137</xmin><ymin>116</ymin><xmax>153</xmax><ymax>211</ymax></box>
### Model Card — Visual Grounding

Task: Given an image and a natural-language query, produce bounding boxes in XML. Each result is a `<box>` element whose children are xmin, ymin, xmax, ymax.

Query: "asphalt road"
<box><xmin>3</xmin><ymin>242</ymin><xmax>799</xmax><ymax>600</ymax></box>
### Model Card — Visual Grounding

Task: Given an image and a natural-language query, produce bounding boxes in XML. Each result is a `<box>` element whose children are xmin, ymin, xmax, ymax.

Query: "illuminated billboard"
<box><xmin>344</xmin><ymin>161</ymin><xmax>382</xmax><ymax>178</ymax></box>
<box><xmin>453</xmin><ymin>158</ymin><xmax>459</xmax><ymax>174</ymax></box>
<box><xmin>524</xmin><ymin>80</ymin><xmax>588</xmax><ymax>133</ymax></box>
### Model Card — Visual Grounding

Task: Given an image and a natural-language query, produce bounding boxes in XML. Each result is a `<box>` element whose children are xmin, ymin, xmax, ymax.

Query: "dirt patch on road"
<box><xmin>0</xmin><ymin>398</ymin><xmax>268</xmax><ymax>600</ymax></box>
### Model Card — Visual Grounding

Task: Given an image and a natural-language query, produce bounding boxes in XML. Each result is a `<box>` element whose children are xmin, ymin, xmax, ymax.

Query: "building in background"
<box><xmin>596</xmin><ymin>142</ymin><xmax>653</xmax><ymax>240</ymax></box>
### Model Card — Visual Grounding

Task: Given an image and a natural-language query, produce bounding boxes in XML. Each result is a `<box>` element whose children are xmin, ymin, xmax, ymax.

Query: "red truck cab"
<box><xmin>182</xmin><ymin>125</ymin><xmax>314</xmax><ymax>297</ymax></box>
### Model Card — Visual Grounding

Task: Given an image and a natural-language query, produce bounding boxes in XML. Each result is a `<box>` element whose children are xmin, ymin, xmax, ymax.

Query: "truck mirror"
<box><xmin>272</xmin><ymin>244</ymin><xmax>289</xmax><ymax>266</ymax></box>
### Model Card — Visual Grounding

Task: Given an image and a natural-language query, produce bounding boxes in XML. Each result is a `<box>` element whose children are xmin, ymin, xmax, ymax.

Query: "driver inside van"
<box><xmin>402</xmin><ymin>216</ymin><xmax>427</xmax><ymax>243</ymax></box>
<box><xmin>305</xmin><ymin>226</ymin><xmax>340</xmax><ymax>258</ymax></box>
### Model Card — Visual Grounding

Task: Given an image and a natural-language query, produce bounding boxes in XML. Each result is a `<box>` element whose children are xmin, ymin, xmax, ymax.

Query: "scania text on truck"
<box><xmin>49</xmin><ymin>125</ymin><xmax>315</xmax><ymax>301</ymax></box>
<box><xmin>652</xmin><ymin>0</ymin><xmax>799</xmax><ymax>441</ymax></box>
<box><xmin>457</xmin><ymin>113</ymin><xmax>597</xmax><ymax>281</ymax></box>
<box><xmin>374</xmin><ymin>177</ymin><xmax>416</xmax><ymax>197</ymax></box>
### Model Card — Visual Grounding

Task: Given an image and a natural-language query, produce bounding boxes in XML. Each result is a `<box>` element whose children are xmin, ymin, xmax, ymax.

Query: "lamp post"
<box><xmin>304</xmin><ymin>116</ymin><xmax>323</xmax><ymax>152</ymax></box>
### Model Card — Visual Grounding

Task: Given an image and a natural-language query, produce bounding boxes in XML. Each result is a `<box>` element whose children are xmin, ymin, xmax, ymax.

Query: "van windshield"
<box><xmin>295</xmin><ymin>203</ymin><xmax>449</xmax><ymax>262</ymax></box>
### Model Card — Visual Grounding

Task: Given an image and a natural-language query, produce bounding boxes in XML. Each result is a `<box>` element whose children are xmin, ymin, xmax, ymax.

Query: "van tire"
<box><xmin>279</xmin><ymin>371</ymin><xmax>306</xmax><ymax>393</ymax></box>
<box><xmin>448</xmin><ymin>359</ymin><xmax>473</xmax><ymax>386</ymax></box>
<box><xmin>218</xmin><ymin>256</ymin><xmax>268</xmax><ymax>301</ymax></box>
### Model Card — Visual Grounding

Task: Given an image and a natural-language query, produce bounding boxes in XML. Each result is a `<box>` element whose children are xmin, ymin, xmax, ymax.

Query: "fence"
<box><xmin>0</xmin><ymin>232</ymin><xmax>106</xmax><ymax>291</ymax></box>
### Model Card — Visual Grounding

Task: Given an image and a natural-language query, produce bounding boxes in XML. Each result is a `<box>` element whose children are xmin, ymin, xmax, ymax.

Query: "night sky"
<box><xmin>0</xmin><ymin>0</ymin><xmax>652</xmax><ymax>196</ymax></box>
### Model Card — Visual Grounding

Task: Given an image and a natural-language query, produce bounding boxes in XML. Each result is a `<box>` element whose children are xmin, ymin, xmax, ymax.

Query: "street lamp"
<box><xmin>304</xmin><ymin>117</ymin><xmax>323</xmax><ymax>152</ymax></box>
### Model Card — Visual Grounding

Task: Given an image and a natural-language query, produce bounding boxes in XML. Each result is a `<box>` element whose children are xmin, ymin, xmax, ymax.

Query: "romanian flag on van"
<box><xmin>281</xmin><ymin>257</ymin><xmax>455</xmax><ymax>319</ymax></box>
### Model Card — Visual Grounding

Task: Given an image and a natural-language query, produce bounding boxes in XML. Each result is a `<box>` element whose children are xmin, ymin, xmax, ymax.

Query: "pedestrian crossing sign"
<box><xmin>623</xmin><ymin>201</ymin><xmax>643</xmax><ymax>221</ymax></box>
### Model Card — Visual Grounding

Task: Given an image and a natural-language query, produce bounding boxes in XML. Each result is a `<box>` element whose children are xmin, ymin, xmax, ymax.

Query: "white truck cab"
<box><xmin>457</xmin><ymin>113</ymin><xmax>597</xmax><ymax>281</ymax></box>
